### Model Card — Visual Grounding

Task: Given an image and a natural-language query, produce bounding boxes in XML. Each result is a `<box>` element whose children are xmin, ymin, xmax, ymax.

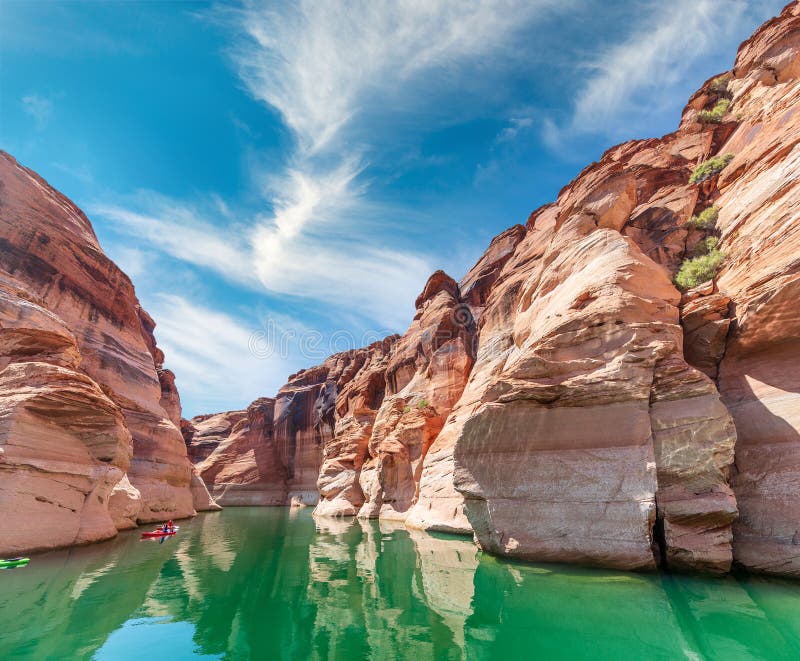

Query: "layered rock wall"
<box><xmin>190</xmin><ymin>271</ymin><xmax>477</xmax><ymax>523</ymax></box>
<box><xmin>192</xmin><ymin>398</ymin><xmax>285</xmax><ymax>506</ymax></box>
<box><xmin>0</xmin><ymin>151</ymin><xmax>214</xmax><ymax>555</ymax></box>
<box><xmin>712</xmin><ymin>3</ymin><xmax>800</xmax><ymax>576</ymax></box>
<box><xmin>190</xmin><ymin>3</ymin><xmax>800</xmax><ymax>576</ymax></box>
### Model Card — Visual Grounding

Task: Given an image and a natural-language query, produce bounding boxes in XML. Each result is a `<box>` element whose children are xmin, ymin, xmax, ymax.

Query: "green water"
<box><xmin>2</xmin><ymin>508</ymin><xmax>799</xmax><ymax>660</ymax></box>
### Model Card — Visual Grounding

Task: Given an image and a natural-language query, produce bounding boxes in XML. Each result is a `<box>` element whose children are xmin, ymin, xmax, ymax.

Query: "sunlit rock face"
<box><xmin>406</xmin><ymin>229</ymin><xmax>524</xmax><ymax>534</ymax></box>
<box><xmin>313</xmin><ymin>338</ymin><xmax>397</xmax><ymax>517</ymax></box>
<box><xmin>190</xmin><ymin>399</ymin><xmax>285</xmax><ymax>507</ymax></box>
<box><xmin>189</xmin><ymin>3</ymin><xmax>798</xmax><ymax>575</ymax></box>
<box><xmin>0</xmin><ymin>151</ymin><xmax>212</xmax><ymax>555</ymax></box>
<box><xmin>437</xmin><ymin>3</ymin><xmax>797</xmax><ymax>574</ymax></box>
<box><xmin>192</xmin><ymin>271</ymin><xmax>476</xmax><ymax>522</ymax></box>
<box><xmin>711</xmin><ymin>2</ymin><xmax>800</xmax><ymax>577</ymax></box>
<box><xmin>183</xmin><ymin>411</ymin><xmax>248</xmax><ymax>464</ymax></box>
<box><xmin>450</xmin><ymin>217</ymin><xmax>735</xmax><ymax>572</ymax></box>
<box><xmin>357</xmin><ymin>271</ymin><xmax>476</xmax><ymax>524</ymax></box>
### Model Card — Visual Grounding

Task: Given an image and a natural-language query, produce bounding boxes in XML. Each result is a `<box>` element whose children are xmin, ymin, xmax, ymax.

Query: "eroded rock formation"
<box><xmin>712</xmin><ymin>3</ymin><xmax>800</xmax><ymax>576</ymax></box>
<box><xmin>190</xmin><ymin>271</ymin><xmax>476</xmax><ymax>523</ymax></box>
<box><xmin>4</xmin><ymin>3</ymin><xmax>799</xmax><ymax>574</ymax></box>
<box><xmin>190</xmin><ymin>3</ymin><xmax>800</xmax><ymax>576</ymax></box>
<box><xmin>0</xmin><ymin>151</ymin><xmax>215</xmax><ymax>555</ymax></box>
<box><xmin>190</xmin><ymin>398</ymin><xmax>285</xmax><ymax>506</ymax></box>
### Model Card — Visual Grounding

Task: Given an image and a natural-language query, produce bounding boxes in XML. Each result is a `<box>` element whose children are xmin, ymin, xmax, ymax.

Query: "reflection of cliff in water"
<box><xmin>3</xmin><ymin>509</ymin><xmax>800</xmax><ymax>660</ymax></box>
<box><xmin>0</xmin><ymin>529</ymin><xmax>183</xmax><ymax>659</ymax></box>
<box><xmin>161</xmin><ymin>508</ymin><xmax>318</xmax><ymax>659</ymax></box>
<box><xmin>306</xmin><ymin>518</ymin><xmax>478</xmax><ymax>660</ymax></box>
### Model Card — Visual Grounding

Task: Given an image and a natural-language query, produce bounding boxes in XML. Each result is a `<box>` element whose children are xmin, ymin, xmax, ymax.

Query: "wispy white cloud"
<box><xmin>235</xmin><ymin>0</ymin><xmax>572</xmax><ymax>314</ymax></box>
<box><xmin>91</xmin><ymin>186</ymin><xmax>430</xmax><ymax>329</ymax></box>
<box><xmin>219</xmin><ymin>0</ymin><xmax>573</xmax><ymax>326</ymax></box>
<box><xmin>93</xmin><ymin>1</ymin><xmax>575</xmax><ymax>331</ymax></box>
<box><xmin>497</xmin><ymin>117</ymin><xmax>535</xmax><ymax>143</ymax></box>
<box><xmin>232</xmin><ymin>0</ymin><xmax>569</xmax><ymax>155</ymax></box>
<box><xmin>250</xmin><ymin>160</ymin><xmax>431</xmax><ymax>328</ymax></box>
<box><xmin>21</xmin><ymin>93</ymin><xmax>54</xmax><ymax>130</ymax></box>
<box><xmin>147</xmin><ymin>293</ymin><xmax>297</xmax><ymax>416</ymax></box>
<box><xmin>474</xmin><ymin>114</ymin><xmax>536</xmax><ymax>185</ymax></box>
<box><xmin>91</xmin><ymin>198</ymin><xmax>255</xmax><ymax>288</ymax></box>
<box><xmin>545</xmin><ymin>0</ymin><xmax>782</xmax><ymax>143</ymax></box>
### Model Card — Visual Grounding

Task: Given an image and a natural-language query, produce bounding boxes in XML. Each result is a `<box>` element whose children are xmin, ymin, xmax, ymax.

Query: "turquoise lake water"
<box><xmin>1</xmin><ymin>507</ymin><xmax>799</xmax><ymax>660</ymax></box>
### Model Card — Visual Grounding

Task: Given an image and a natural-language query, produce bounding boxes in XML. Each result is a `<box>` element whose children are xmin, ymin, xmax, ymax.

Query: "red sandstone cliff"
<box><xmin>3</xmin><ymin>3</ymin><xmax>798</xmax><ymax>575</ymax></box>
<box><xmin>188</xmin><ymin>271</ymin><xmax>476</xmax><ymax>524</ymax></box>
<box><xmin>191</xmin><ymin>3</ymin><xmax>800</xmax><ymax>576</ymax></box>
<box><xmin>0</xmin><ymin>152</ymin><xmax>217</xmax><ymax>555</ymax></box>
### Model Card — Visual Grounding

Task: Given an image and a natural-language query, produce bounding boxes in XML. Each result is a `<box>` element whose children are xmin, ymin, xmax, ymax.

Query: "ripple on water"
<box><xmin>1</xmin><ymin>507</ymin><xmax>799</xmax><ymax>660</ymax></box>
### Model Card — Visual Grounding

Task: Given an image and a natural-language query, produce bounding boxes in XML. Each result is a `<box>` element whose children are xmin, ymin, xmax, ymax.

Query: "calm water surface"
<box><xmin>1</xmin><ymin>508</ymin><xmax>799</xmax><ymax>660</ymax></box>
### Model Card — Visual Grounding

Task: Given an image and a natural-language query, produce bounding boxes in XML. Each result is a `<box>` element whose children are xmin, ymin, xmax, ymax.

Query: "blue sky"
<box><xmin>0</xmin><ymin>0</ymin><xmax>785</xmax><ymax>416</ymax></box>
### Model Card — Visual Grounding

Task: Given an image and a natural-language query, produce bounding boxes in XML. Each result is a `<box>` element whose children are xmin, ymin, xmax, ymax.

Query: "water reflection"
<box><xmin>1</xmin><ymin>508</ymin><xmax>799</xmax><ymax>660</ymax></box>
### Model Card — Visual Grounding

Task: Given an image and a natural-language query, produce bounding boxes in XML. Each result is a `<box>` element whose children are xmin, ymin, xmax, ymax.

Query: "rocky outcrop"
<box><xmin>183</xmin><ymin>410</ymin><xmax>248</xmax><ymax>463</ymax></box>
<box><xmin>314</xmin><ymin>338</ymin><xmax>396</xmax><ymax>517</ymax></box>
<box><xmin>357</xmin><ymin>271</ymin><xmax>475</xmax><ymax>523</ymax></box>
<box><xmin>711</xmin><ymin>2</ymin><xmax>800</xmax><ymax>577</ymax></box>
<box><xmin>190</xmin><ymin>399</ymin><xmax>285</xmax><ymax>506</ymax></box>
<box><xmin>0</xmin><ymin>151</ymin><xmax>215</xmax><ymax>555</ymax></box>
<box><xmin>193</xmin><ymin>270</ymin><xmax>476</xmax><ymax>522</ymax></box>
<box><xmin>190</xmin><ymin>3</ymin><xmax>800</xmax><ymax>576</ymax></box>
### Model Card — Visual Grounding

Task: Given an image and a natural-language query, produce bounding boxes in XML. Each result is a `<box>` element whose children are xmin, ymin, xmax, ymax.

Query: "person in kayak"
<box><xmin>167</xmin><ymin>519</ymin><xmax>174</xmax><ymax>531</ymax></box>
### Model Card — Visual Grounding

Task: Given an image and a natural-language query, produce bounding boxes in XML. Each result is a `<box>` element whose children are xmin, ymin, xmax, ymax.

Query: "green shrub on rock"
<box><xmin>676</xmin><ymin>248</ymin><xmax>725</xmax><ymax>290</ymax></box>
<box><xmin>694</xmin><ymin>236</ymin><xmax>720</xmax><ymax>256</ymax></box>
<box><xmin>698</xmin><ymin>98</ymin><xmax>731</xmax><ymax>123</ymax></box>
<box><xmin>688</xmin><ymin>206</ymin><xmax>719</xmax><ymax>230</ymax></box>
<box><xmin>709</xmin><ymin>73</ymin><xmax>731</xmax><ymax>94</ymax></box>
<box><xmin>689</xmin><ymin>154</ymin><xmax>734</xmax><ymax>184</ymax></box>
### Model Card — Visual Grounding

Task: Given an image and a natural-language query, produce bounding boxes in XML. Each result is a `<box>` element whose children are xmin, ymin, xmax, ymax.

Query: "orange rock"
<box><xmin>7</xmin><ymin>2</ymin><xmax>800</xmax><ymax>575</ymax></box>
<box><xmin>358</xmin><ymin>271</ymin><xmax>475</xmax><ymax>524</ymax></box>
<box><xmin>711</xmin><ymin>2</ymin><xmax>800</xmax><ymax>576</ymax></box>
<box><xmin>192</xmin><ymin>399</ymin><xmax>284</xmax><ymax>506</ymax></box>
<box><xmin>0</xmin><ymin>151</ymin><xmax>214</xmax><ymax>555</ymax></box>
<box><xmin>314</xmin><ymin>338</ymin><xmax>397</xmax><ymax>517</ymax></box>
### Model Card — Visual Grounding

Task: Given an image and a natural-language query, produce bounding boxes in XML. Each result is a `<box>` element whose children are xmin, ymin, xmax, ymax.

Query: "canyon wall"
<box><xmin>2</xmin><ymin>3</ymin><xmax>797</xmax><ymax>573</ymax></box>
<box><xmin>0</xmin><ymin>151</ymin><xmax>216</xmax><ymax>555</ymax></box>
<box><xmin>711</xmin><ymin>5</ymin><xmax>800</xmax><ymax>575</ymax></box>
<box><xmin>191</xmin><ymin>3</ymin><xmax>800</xmax><ymax>576</ymax></box>
<box><xmin>187</xmin><ymin>272</ymin><xmax>476</xmax><ymax>522</ymax></box>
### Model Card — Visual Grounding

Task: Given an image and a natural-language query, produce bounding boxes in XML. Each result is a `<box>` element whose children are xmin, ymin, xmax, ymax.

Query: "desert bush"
<box><xmin>698</xmin><ymin>98</ymin><xmax>731</xmax><ymax>123</ymax></box>
<box><xmin>676</xmin><ymin>249</ymin><xmax>725</xmax><ymax>290</ymax></box>
<box><xmin>417</xmin><ymin>399</ymin><xmax>428</xmax><ymax>409</ymax></box>
<box><xmin>688</xmin><ymin>206</ymin><xmax>719</xmax><ymax>230</ymax></box>
<box><xmin>694</xmin><ymin>236</ymin><xmax>720</xmax><ymax>256</ymax></box>
<box><xmin>709</xmin><ymin>73</ymin><xmax>731</xmax><ymax>94</ymax></box>
<box><xmin>689</xmin><ymin>154</ymin><xmax>734</xmax><ymax>184</ymax></box>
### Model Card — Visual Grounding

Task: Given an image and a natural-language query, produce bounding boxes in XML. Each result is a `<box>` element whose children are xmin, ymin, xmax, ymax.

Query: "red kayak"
<box><xmin>141</xmin><ymin>527</ymin><xmax>179</xmax><ymax>538</ymax></box>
